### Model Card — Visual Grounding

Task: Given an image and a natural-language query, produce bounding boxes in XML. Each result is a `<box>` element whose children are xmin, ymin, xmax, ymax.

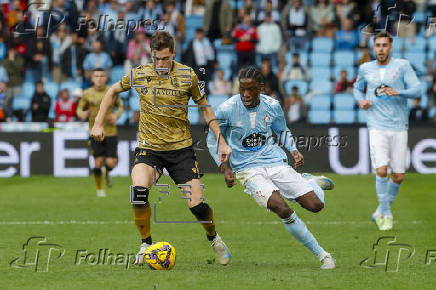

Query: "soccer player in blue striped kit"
<box><xmin>354</xmin><ymin>31</ymin><xmax>421</xmax><ymax>230</ymax></box>
<box><xmin>207</xmin><ymin>66</ymin><xmax>336</xmax><ymax>269</ymax></box>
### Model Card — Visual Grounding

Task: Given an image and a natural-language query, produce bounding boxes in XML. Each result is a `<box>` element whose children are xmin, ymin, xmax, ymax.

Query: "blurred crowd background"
<box><xmin>0</xmin><ymin>0</ymin><xmax>435</xmax><ymax>126</ymax></box>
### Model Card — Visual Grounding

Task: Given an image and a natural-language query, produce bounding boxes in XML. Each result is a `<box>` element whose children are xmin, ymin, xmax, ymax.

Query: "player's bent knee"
<box><xmin>391</xmin><ymin>174</ymin><xmax>404</xmax><ymax>184</ymax></box>
<box><xmin>189</xmin><ymin>202</ymin><xmax>210</xmax><ymax>220</ymax></box>
<box><xmin>130</xmin><ymin>186</ymin><xmax>150</xmax><ymax>206</ymax></box>
<box><xmin>376</xmin><ymin>167</ymin><xmax>388</xmax><ymax>178</ymax></box>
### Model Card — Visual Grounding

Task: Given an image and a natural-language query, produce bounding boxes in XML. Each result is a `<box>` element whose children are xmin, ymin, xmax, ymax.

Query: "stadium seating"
<box><xmin>21</xmin><ymin>82</ymin><xmax>35</xmax><ymax>99</ymax></box>
<box><xmin>405</xmin><ymin>36</ymin><xmax>426</xmax><ymax>52</ymax></box>
<box><xmin>334</xmin><ymin>51</ymin><xmax>355</xmax><ymax>67</ymax></box>
<box><xmin>404</xmin><ymin>52</ymin><xmax>426</xmax><ymax>74</ymax></box>
<box><xmin>45</xmin><ymin>81</ymin><xmax>60</xmax><ymax>99</ymax></box>
<box><xmin>309</xmin><ymin>95</ymin><xmax>331</xmax><ymax>110</ymax></box>
<box><xmin>308</xmin><ymin>109</ymin><xmax>331</xmax><ymax>124</ymax></box>
<box><xmin>334</xmin><ymin>110</ymin><xmax>355</xmax><ymax>124</ymax></box>
<box><xmin>111</xmin><ymin>65</ymin><xmax>125</xmax><ymax>84</ymax></box>
<box><xmin>185</xmin><ymin>15</ymin><xmax>203</xmax><ymax>29</ymax></box>
<box><xmin>60</xmin><ymin>81</ymin><xmax>81</xmax><ymax>95</ymax></box>
<box><xmin>334</xmin><ymin>94</ymin><xmax>355</xmax><ymax>110</ymax></box>
<box><xmin>13</xmin><ymin>97</ymin><xmax>31</xmax><ymax>111</ymax></box>
<box><xmin>427</xmin><ymin>36</ymin><xmax>436</xmax><ymax>55</ymax></box>
<box><xmin>284</xmin><ymin>80</ymin><xmax>308</xmax><ymax>95</ymax></box>
<box><xmin>310</xmin><ymin>52</ymin><xmax>331</xmax><ymax>67</ymax></box>
<box><xmin>129</xmin><ymin>92</ymin><xmax>140</xmax><ymax>112</ymax></box>
<box><xmin>309</xmin><ymin>67</ymin><xmax>331</xmax><ymax>81</ymax></box>
<box><xmin>357</xmin><ymin>110</ymin><xmax>367</xmax><ymax>123</ymax></box>
<box><xmin>309</xmin><ymin>80</ymin><xmax>332</xmax><ymax>95</ymax></box>
<box><xmin>312</xmin><ymin>37</ymin><xmax>334</xmax><ymax>53</ymax></box>
<box><xmin>208</xmin><ymin>95</ymin><xmax>228</xmax><ymax>111</ymax></box>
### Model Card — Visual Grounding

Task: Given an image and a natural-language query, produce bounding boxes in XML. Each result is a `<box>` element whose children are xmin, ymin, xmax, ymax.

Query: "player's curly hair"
<box><xmin>151</xmin><ymin>31</ymin><xmax>175</xmax><ymax>53</ymax></box>
<box><xmin>238</xmin><ymin>66</ymin><xmax>264</xmax><ymax>84</ymax></box>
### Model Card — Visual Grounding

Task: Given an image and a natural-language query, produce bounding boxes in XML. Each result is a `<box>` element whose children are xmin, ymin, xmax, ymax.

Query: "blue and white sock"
<box><xmin>281</xmin><ymin>212</ymin><xmax>326</xmax><ymax>259</ymax></box>
<box><xmin>308</xmin><ymin>180</ymin><xmax>325</xmax><ymax>205</ymax></box>
<box><xmin>387</xmin><ymin>179</ymin><xmax>401</xmax><ymax>204</ymax></box>
<box><xmin>375</xmin><ymin>175</ymin><xmax>390</xmax><ymax>217</ymax></box>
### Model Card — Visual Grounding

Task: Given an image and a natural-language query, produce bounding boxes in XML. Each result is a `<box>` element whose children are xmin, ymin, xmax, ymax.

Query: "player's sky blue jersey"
<box><xmin>353</xmin><ymin>58</ymin><xmax>421</xmax><ymax>131</ymax></box>
<box><xmin>207</xmin><ymin>94</ymin><xmax>297</xmax><ymax>172</ymax></box>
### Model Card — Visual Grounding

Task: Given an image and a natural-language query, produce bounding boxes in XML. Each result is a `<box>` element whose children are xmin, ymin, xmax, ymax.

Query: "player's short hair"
<box><xmin>92</xmin><ymin>68</ymin><xmax>105</xmax><ymax>73</ymax></box>
<box><xmin>239</xmin><ymin>66</ymin><xmax>264</xmax><ymax>84</ymax></box>
<box><xmin>374</xmin><ymin>31</ymin><xmax>393</xmax><ymax>43</ymax></box>
<box><xmin>150</xmin><ymin>31</ymin><xmax>174</xmax><ymax>53</ymax></box>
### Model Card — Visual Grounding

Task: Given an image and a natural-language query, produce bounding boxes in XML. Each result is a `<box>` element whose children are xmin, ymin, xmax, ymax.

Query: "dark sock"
<box><xmin>142</xmin><ymin>236</ymin><xmax>152</xmax><ymax>244</ymax></box>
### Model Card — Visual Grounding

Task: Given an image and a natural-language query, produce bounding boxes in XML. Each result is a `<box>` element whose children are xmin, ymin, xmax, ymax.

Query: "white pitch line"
<box><xmin>0</xmin><ymin>220</ymin><xmax>423</xmax><ymax>225</ymax></box>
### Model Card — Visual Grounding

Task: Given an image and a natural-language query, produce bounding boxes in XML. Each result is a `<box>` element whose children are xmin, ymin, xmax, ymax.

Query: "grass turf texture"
<box><xmin>0</xmin><ymin>173</ymin><xmax>435</xmax><ymax>290</ymax></box>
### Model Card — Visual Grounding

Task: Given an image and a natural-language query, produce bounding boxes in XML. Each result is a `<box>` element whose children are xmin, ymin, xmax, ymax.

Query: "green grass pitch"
<box><xmin>1</xmin><ymin>174</ymin><xmax>435</xmax><ymax>289</ymax></box>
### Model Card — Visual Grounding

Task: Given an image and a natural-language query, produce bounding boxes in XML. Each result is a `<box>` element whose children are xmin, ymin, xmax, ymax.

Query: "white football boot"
<box><xmin>319</xmin><ymin>252</ymin><xmax>336</xmax><ymax>269</ymax></box>
<box><xmin>134</xmin><ymin>242</ymin><xmax>151</xmax><ymax>265</ymax></box>
<box><xmin>210</xmin><ymin>233</ymin><xmax>231</xmax><ymax>265</ymax></box>
<box><xmin>96</xmin><ymin>189</ymin><xmax>106</xmax><ymax>197</ymax></box>
<box><xmin>302</xmin><ymin>173</ymin><xmax>335</xmax><ymax>190</ymax></box>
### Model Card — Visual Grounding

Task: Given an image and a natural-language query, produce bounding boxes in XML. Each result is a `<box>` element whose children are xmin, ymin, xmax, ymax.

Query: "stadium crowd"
<box><xmin>0</xmin><ymin>0</ymin><xmax>435</xmax><ymax>125</ymax></box>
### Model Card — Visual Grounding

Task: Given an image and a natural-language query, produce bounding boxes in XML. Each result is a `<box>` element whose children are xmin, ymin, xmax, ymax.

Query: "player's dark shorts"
<box><xmin>133</xmin><ymin>145</ymin><xmax>201</xmax><ymax>185</ymax></box>
<box><xmin>89</xmin><ymin>136</ymin><xmax>118</xmax><ymax>158</ymax></box>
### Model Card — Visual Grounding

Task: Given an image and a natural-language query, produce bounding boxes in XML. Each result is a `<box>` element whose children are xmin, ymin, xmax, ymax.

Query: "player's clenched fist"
<box><xmin>359</xmin><ymin>100</ymin><xmax>372</xmax><ymax>110</ymax></box>
<box><xmin>91</xmin><ymin>124</ymin><xmax>105</xmax><ymax>142</ymax></box>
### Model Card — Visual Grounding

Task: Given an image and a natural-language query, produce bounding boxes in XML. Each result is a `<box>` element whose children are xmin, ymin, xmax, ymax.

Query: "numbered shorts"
<box><xmin>133</xmin><ymin>146</ymin><xmax>201</xmax><ymax>185</ymax></box>
<box><xmin>89</xmin><ymin>136</ymin><xmax>118</xmax><ymax>158</ymax></box>
<box><xmin>235</xmin><ymin>165</ymin><xmax>313</xmax><ymax>208</ymax></box>
<box><xmin>369</xmin><ymin>129</ymin><xmax>408</xmax><ymax>173</ymax></box>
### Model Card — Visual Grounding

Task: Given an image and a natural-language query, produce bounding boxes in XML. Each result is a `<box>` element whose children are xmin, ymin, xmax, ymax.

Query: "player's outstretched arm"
<box><xmin>198</xmin><ymin>97</ymin><xmax>232</xmax><ymax>163</ymax></box>
<box><xmin>91</xmin><ymin>81</ymin><xmax>124</xmax><ymax>141</ymax></box>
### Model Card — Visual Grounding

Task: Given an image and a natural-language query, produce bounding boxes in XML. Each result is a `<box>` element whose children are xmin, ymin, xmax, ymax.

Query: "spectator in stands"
<box><xmin>61</xmin><ymin>32</ymin><xmax>87</xmax><ymax>82</ymax></box>
<box><xmin>203</xmin><ymin>0</ymin><xmax>233</xmax><ymax>45</ymax></box>
<box><xmin>409</xmin><ymin>98</ymin><xmax>428</xmax><ymax>123</ymax></box>
<box><xmin>281</xmin><ymin>0</ymin><xmax>309</xmax><ymax>51</ymax></box>
<box><xmin>360</xmin><ymin>47</ymin><xmax>372</xmax><ymax>64</ymax></box>
<box><xmin>106</xmin><ymin>10</ymin><xmax>128</xmax><ymax>66</ymax></box>
<box><xmin>395</xmin><ymin>0</ymin><xmax>416</xmax><ymax>42</ymax></box>
<box><xmin>55</xmin><ymin>88</ymin><xmax>77</xmax><ymax>122</ymax></box>
<box><xmin>50</xmin><ymin>24</ymin><xmax>72</xmax><ymax>83</ymax></box>
<box><xmin>0</xmin><ymin>64</ymin><xmax>7</xmax><ymax>122</ymax></box>
<box><xmin>335</xmin><ymin>18</ymin><xmax>358</xmax><ymax>50</ymax></box>
<box><xmin>310</xmin><ymin>0</ymin><xmax>336</xmax><ymax>38</ymax></box>
<box><xmin>257</xmin><ymin>0</ymin><xmax>281</xmax><ymax>24</ymax></box>
<box><xmin>210</xmin><ymin>69</ymin><xmax>232</xmax><ymax>96</ymax></box>
<box><xmin>31</xmin><ymin>81</ymin><xmax>51</xmax><ymax>122</ymax></box>
<box><xmin>284</xmin><ymin>86</ymin><xmax>306</xmax><ymax>123</ymax></box>
<box><xmin>165</xmin><ymin>1</ymin><xmax>186</xmax><ymax>58</ymax></box>
<box><xmin>124</xmin><ymin>30</ymin><xmax>151</xmax><ymax>74</ymax></box>
<box><xmin>83</xmin><ymin>40</ymin><xmax>112</xmax><ymax>84</ymax></box>
<box><xmin>256</xmin><ymin>12</ymin><xmax>282</xmax><ymax>69</ymax></box>
<box><xmin>2</xmin><ymin>49</ymin><xmax>24</xmax><ymax>123</ymax></box>
<box><xmin>335</xmin><ymin>0</ymin><xmax>358</xmax><ymax>27</ymax></box>
<box><xmin>26</xmin><ymin>26</ymin><xmax>51</xmax><ymax>82</ymax></box>
<box><xmin>261</xmin><ymin>59</ymin><xmax>281</xmax><ymax>102</ymax></box>
<box><xmin>0</xmin><ymin>35</ymin><xmax>6</xmax><ymax>61</ymax></box>
<box><xmin>335</xmin><ymin>70</ymin><xmax>354</xmax><ymax>93</ymax></box>
<box><xmin>282</xmin><ymin>52</ymin><xmax>307</xmax><ymax>82</ymax></box>
<box><xmin>83</xmin><ymin>25</ymin><xmax>105</xmax><ymax>52</ymax></box>
<box><xmin>52</xmin><ymin>0</ymin><xmax>79</xmax><ymax>31</ymax></box>
<box><xmin>140</xmin><ymin>0</ymin><xmax>163</xmax><ymax>36</ymax></box>
<box><xmin>232</xmin><ymin>13</ymin><xmax>258</xmax><ymax>70</ymax></box>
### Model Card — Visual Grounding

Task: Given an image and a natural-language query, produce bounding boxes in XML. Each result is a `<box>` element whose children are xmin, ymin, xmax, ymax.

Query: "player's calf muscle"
<box><xmin>267</xmin><ymin>191</ymin><xmax>293</xmax><ymax>218</ymax></box>
<box><xmin>297</xmin><ymin>191</ymin><xmax>324</xmax><ymax>213</ymax></box>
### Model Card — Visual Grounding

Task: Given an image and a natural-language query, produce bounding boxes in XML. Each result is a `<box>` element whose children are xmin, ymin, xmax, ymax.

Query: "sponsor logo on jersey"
<box><xmin>242</xmin><ymin>133</ymin><xmax>266</xmax><ymax>151</ymax></box>
<box><xmin>140</xmin><ymin>87</ymin><xmax>148</xmax><ymax>95</ymax></box>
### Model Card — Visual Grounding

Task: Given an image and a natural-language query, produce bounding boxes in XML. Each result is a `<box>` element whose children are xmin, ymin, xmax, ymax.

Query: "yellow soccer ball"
<box><xmin>145</xmin><ymin>242</ymin><xmax>176</xmax><ymax>270</ymax></box>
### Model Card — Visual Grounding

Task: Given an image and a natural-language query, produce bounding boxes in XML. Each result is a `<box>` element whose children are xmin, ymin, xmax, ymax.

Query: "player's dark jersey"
<box><xmin>120</xmin><ymin>61</ymin><xmax>206</xmax><ymax>151</ymax></box>
<box><xmin>77</xmin><ymin>86</ymin><xmax>124</xmax><ymax>137</ymax></box>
